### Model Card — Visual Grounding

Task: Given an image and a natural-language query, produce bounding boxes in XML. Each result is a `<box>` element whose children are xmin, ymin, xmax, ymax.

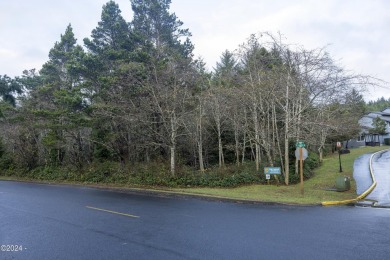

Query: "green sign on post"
<box><xmin>264</xmin><ymin>167</ymin><xmax>281</xmax><ymax>186</ymax></box>
<box><xmin>295</xmin><ymin>141</ymin><xmax>306</xmax><ymax>196</ymax></box>
<box><xmin>264</xmin><ymin>167</ymin><xmax>281</xmax><ymax>175</ymax></box>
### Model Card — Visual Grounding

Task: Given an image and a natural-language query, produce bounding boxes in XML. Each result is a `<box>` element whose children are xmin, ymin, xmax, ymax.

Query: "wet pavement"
<box><xmin>367</xmin><ymin>150</ymin><xmax>390</xmax><ymax>206</ymax></box>
<box><xmin>353</xmin><ymin>153</ymin><xmax>372</xmax><ymax>194</ymax></box>
<box><xmin>353</xmin><ymin>149</ymin><xmax>390</xmax><ymax>207</ymax></box>
<box><xmin>1</xmin><ymin>181</ymin><xmax>390</xmax><ymax>260</ymax></box>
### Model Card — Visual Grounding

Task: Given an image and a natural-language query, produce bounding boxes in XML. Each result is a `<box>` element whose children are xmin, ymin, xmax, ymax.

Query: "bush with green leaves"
<box><xmin>288</xmin><ymin>152</ymin><xmax>320</xmax><ymax>184</ymax></box>
<box><xmin>1</xmin><ymin>152</ymin><xmax>320</xmax><ymax>187</ymax></box>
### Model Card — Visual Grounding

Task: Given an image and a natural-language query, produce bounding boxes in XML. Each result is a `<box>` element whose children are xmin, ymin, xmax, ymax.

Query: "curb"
<box><xmin>321</xmin><ymin>149</ymin><xmax>389</xmax><ymax>206</ymax></box>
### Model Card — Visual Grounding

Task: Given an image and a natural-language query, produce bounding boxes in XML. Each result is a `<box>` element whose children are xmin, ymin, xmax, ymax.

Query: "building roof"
<box><xmin>362</xmin><ymin>108</ymin><xmax>390</xmax><ymax>122</ymax></box>
<box><xmin>382</xmin><ymin>107</ymin><xmax>390</xmax><ymax>114</ymax></box>
<box><xmin>363</xmin><ymin>113</ymin><xmax>390</xmax><ymax>122</ymax></box>
<box><xmin>359</xmin><ymin>108</ymin><xmax>390</xmax><ymax>135</ymax></box>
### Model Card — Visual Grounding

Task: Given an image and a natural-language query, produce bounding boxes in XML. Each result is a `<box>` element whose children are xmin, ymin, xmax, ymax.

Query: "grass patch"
<box><xmin>168</xmin><ymin>146</ymin><xmax>389</xmax><ymax>204</ymax></box>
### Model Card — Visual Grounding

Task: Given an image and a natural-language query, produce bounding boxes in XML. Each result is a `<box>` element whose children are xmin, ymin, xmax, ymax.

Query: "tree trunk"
<box><xmin>197</xmin><ymin>103</ymin><xmax>205</xmax><ymax>172</ymax></box>
<box><xmin>242</xmin><ymin>132</ymin><xmax>246</xmax><ymax>164</ymax></box>
<box><xmin>198</xmin><ymin>139</ymin><xmax>204</xmax><ymax>172</ymax></box>
<box><xmin>218</xmin><ymin>124</ymin><xmax>224</xmax><ymax>168</ymax></box>
<box><xmin>170</xmin><ymin>145</ymin><xmax>175</xmax><ymax>177</ymax></box>
<box><xmin>284</xmin><ymin>79</ymin><xmax>290</xmax><ymax>185</ymax></box>
<box><xmin>235</xmin><ymin>126</ymin><xmax>240</xmax><ymax>166</ymax></box>
<box><xmin>319</xmin><ymin>147</ymin><xmax>323</xmax><ymax>162</ymax></box>
<box><xmin>274</xmin><ymin>107</ymin><xmax>285</xmax><ymax>176</ymax></box>
<box><xmin>253</xmin><ymin>102</ymin><xmax>260</xmax><ymax>172</ymax></box>
<box><xmin>170</xmin><ymin>116</ymin><xmax>177</xmax><ymax>177</ymax></box>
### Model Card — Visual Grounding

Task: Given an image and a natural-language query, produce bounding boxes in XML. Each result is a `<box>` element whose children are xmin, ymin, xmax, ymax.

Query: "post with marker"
<box><xmin>295</xmin><ymin>141</ymin><xmax>308</xmax><ymax>196</ymax></box>
<box><xmin>336</xmin><ymin>141</ymin><xmax>342</xmax><ymax>173</ymax></box>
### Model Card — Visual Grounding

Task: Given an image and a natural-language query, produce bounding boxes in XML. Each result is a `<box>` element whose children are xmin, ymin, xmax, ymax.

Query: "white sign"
<box><xmin>294</xmin><ymin>148</ymin><xmax>308</xmax><ymax>160</ymax></box>
<box><xmin>266</xmin><ymin>174</ymin><xmax>271</xmax><ymax>180</ymax></box>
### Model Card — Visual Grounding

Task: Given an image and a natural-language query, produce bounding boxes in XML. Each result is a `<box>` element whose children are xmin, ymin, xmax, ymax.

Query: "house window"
<box><xmin>357</xmin><ymin>135</ymin><xmax>365</xmax><ymax>142</ymax></box>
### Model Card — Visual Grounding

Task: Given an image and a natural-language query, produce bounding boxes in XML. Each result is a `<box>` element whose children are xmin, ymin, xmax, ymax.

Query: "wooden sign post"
<box><xmin>336</xmin><ymin>142</ymin><xmax>343</xmax><ymax>173</ymax></box>
<box><xmin>295</xmin><ymin>141</ymin><xmax>308</xmax><ymax>196</ymax></box>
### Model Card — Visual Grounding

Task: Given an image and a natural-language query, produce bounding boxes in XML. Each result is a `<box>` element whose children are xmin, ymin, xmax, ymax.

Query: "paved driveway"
<box><xmin>354</xmin><ymin>149</ymin><xmax>390</xmax><ymax>206</ymax></box>
<box><xmin>367</xmin><ymin>150</ymin><xmax>390</xmax><ymax>206</ymax></box>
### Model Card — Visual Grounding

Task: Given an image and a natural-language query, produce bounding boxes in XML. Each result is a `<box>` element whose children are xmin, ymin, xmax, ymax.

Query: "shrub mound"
<box><xmin>0</xmin><ymin>152</ymin><xmax>320</xmax><ymax>188</ymax></box>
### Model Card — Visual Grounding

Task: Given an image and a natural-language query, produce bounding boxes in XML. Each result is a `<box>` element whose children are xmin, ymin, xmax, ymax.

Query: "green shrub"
<box><xmin>27</xmin><ymin>166</ymin><xmax>67</xmax><ymax>181</ymax></box>
<box><xmin>384</xmin><ymin>138</ymin><xmax>390</xmax><ymax>145</ymax></box>
<box><xmin>288</xmin><ymin>152</ymin><xmax>320</xmax><ymax>184</ymax></box>
<box><xmin>0</xmin><ymin>154</ymin><xmax>14</xmax><ymax>171</ymax></box>
<box><xmin>84</xmin><ymin>161</ymin><xmax>126</xmax><ymax>183</ymax></box>
<box><xmin>2</xmin><ymin>151</ymin><xmax>321</xmax><ymax>188</ymax></box>
<box><xmin>0</xmin><ymin>138</ymin><xmax>15</xmax><ymax>172</ymax></box>
<box><xmin>161</xmin><ymin>166</ymin><xmax>263</xmax><ymax>188</ymax></box>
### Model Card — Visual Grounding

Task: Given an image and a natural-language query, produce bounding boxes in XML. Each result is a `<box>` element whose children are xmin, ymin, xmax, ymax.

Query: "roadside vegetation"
<box><xmin>1</xmin><ymin>146</ymin><xmax>388</xmax><ymax>205</ymax></box>
<box><xmin>0</xmin><ymin>146</ymin><xmax>319</xmax><ymax>187</ymax></box>
<box><xmin>0</xmin><ymin>0</ymin><xmax>386</xmax><ymax>192</ymax></box>
<box><xmin>171</xmin><ymin>146</ymin><xmax>388</xmax><ymax>204</ymax></box>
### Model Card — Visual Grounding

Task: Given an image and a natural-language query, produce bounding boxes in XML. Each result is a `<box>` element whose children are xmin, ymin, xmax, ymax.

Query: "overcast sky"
<box><xmin>1</xmin><ymin>0</ymin><xmax>389</xmax><ymax>101</ymax></box>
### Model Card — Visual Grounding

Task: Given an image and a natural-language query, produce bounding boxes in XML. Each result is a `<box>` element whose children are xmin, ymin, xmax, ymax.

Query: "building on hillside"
<box><xmin>346</xmin><ymin>108</ymin><xmax>390</xmax><ymax>148</ymax></box>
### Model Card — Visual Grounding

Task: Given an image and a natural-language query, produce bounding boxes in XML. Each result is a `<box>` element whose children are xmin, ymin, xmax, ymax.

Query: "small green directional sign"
<box><xmin>296</xmin><ymin>141</ymin><xmax>306</xmax><ymax>148</ymax></box>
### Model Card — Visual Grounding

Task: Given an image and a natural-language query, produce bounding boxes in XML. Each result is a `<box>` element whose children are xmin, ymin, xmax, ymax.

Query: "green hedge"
<box><xmin>1</xmin><ymin>153</ymin><xmax>320</xmax><ymax>187</ymax></box>
<box><xmin>288</xmin><ymin>152</ymin><xmax>320</xmax><ymax>184</ymax></box>
<box><xmin>384</xmin><ymin>138</ymin><xmax>390</xmax><ymax>145</ymax></box>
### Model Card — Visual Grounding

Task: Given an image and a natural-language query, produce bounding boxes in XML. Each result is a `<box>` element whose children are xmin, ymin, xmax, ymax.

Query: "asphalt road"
<box><xmin>1</xmin><ymin>181</ymin><xmax>390</xmax><ymax>260</ymax></box>
<box><xmin>354</xmin><ymin>149</ymin><xmax>390</xmax><ymax>206</ymax></box>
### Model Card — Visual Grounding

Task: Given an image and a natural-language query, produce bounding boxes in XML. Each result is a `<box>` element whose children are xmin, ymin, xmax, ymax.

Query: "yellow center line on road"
<box><xmin>86</xmin><ymin>206</ymin><xmax>140</xmax><ymax>218</ymax></box>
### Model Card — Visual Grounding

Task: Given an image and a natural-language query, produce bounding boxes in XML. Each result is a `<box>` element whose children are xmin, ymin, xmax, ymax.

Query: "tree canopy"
<box><xmin>0</xmin><ymin>0</ymin><xmax>380</xmax><ymax>186</ymax></box>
